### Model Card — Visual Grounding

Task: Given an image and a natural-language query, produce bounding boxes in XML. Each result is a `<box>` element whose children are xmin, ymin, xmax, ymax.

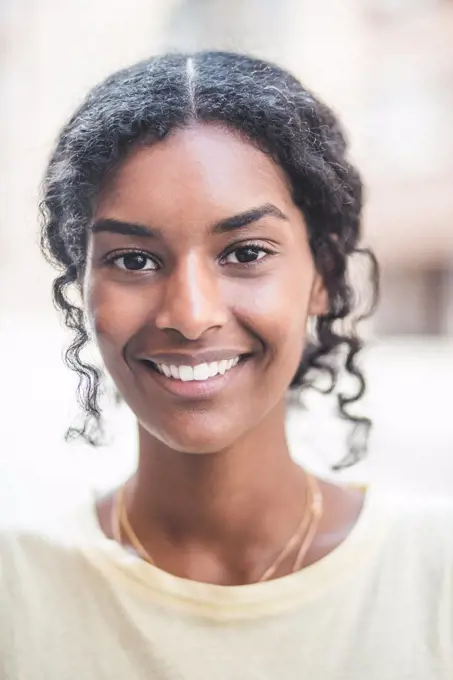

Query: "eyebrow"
<box><xmin>90</xmin><ymin>219</ymin><xmax>162</xmax><ymax>238</ymax></box>
<box><xmin>90</xmin><ymin>203</ymin><xmax>288</xmax><ymax>239</ymax></box>
<box><xmin>212</xmin><ymin>203</ymin><xmax>288</xmax><ymax>234</ymax></box>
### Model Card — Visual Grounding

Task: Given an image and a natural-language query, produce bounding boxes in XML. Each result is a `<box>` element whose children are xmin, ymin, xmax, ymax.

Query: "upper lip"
<box><xmin>139</xmin><ymin>350</ymin><xmax>250</xmax><ymax>367</ymax></box>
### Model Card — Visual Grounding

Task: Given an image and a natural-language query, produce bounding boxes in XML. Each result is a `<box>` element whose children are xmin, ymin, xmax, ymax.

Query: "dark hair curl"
<box><xmin>40</xmin><ymin>51</ymin><xmax>379</xmax><ymax>468</ymax></box>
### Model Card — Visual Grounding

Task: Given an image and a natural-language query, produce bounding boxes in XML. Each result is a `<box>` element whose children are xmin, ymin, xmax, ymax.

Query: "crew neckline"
<box><xmin>74</xmin><ymin>483</ymin><xmax>392</xmax><ymax>620</ymax></box>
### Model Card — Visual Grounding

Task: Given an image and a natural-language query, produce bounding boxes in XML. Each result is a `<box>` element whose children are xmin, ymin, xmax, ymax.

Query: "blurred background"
<box><xmin>1</xmin><ymin>0</ymin><xmax>452</xmax><ymax>523</ymax></box>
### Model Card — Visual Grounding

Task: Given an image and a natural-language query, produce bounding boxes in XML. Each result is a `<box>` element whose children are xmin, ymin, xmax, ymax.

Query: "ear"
<box><xmin>308</xmin><ymin>272</ymin><xmax>328</xmax><ymax>316</ymax></box>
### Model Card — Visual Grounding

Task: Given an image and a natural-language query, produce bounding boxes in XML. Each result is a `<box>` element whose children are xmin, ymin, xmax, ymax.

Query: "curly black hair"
<box><xmin>40</xmin><ymin>51</ymin><xmax>379</xmax><ymax>468</ymax></box>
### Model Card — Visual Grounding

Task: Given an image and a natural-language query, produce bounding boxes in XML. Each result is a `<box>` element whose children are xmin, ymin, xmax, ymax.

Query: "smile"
<box><xmin>140</xmin><ymin>353</ymin><xmax>249</xmax><ymax>400</ymax></box>
<box><xmin>151</xmin><ymin>357</ymin><xmax>240</xmax><ymax>382</ymax></box>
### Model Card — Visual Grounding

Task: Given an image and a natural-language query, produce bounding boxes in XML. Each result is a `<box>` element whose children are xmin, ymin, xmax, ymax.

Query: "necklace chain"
<box><xmin>112</xmin><ymin>473</ymin><xmax>323</xmax><ymax>583</ymax></box>
<box><xmin>258</xmin><ymin>473</ymin><xmax>322</xmax><ymax>581</ymax></box>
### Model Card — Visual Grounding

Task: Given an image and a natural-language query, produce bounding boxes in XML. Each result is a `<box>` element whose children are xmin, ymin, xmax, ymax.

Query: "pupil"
<box><xmin>124</xmin><ymin>253</ymin><xmax>146</xmax><ymax>270</ymax></box>
<box><xmin>237</xmin><ymin>247</ymin><xmax>258</xmax><ymax>263</ymax></box>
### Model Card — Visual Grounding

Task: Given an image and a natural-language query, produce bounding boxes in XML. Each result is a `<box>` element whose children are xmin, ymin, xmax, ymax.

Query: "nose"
<box><xmin>155</xmin><ymin>254</ymin><xmax>228</xmax><ymax>340</ymax></box>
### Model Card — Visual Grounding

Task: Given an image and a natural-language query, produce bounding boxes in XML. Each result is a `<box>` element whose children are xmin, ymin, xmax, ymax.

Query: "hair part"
<box><xmin>40</xmin><ymin>51</ymin><xmax>379</xmax><ymax>468</ymax></box>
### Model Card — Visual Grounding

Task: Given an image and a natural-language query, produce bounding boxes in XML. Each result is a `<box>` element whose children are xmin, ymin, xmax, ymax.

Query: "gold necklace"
<box><xmin>112</xmin><ymin>473</ymin><xmax>323</xmax><ymax>582</ymax></box>
<box><xmin>112</xmin><ymin>484</ymin><xmax>155</xmax><ymax>564</ymax></box>
<box><xmin>258</xmin><ymin>472</ymin><xmax>322</xmax><ymax>581</ymax></box>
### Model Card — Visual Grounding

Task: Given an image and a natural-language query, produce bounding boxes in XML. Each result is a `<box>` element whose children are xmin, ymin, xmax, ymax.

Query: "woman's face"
<box><xmin>84</xmin><ymin>124</ymin><xmax>326</xmax><ymax>453</ymax></box>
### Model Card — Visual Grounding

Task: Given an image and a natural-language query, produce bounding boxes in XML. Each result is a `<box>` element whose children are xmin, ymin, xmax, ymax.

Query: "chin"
<box><xmin>141</xmin><ymin>413</ymin><xmax>245</xmax><ymax>456</ymax></box>
<box><xmin>153</xmin><ymin>430</ymin><xmax>237</xmax><ymax>456</ymax></box>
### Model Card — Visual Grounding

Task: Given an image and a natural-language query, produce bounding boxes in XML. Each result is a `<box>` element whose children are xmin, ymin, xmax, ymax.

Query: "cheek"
<box><xmin>85</xmin><ymin>280</ymin><xmax>150</xmax><ymax>356</ymax></box>
<box><xmin>231</xmin><ymin>265</ymin><xmax>312</xmax><ymax>362</ymax></box>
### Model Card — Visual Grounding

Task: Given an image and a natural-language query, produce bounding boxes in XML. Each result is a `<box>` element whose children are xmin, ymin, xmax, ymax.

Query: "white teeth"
<box><xmin>154</xmin><ymin>356</ymin><xmax>241</xmax><ymax>382</ymax></box>
<box><xmin>218</xmin><ymin>360</ymin><xmax>228</xmax><ymax>375</ymax></box>
<box><xmin>179</xmin><ymin>365</ymin><xmax>194</xmax><ymax>382</ymax></box>
<box><xmin>193</xmin><ymin>363</ymin><xmax>210</xmax><ymax>381</ymax></box>
<box><xmin>208</xmin><ymin>362</ymin><xmax>219</xmax><ymax>377</ymax></box>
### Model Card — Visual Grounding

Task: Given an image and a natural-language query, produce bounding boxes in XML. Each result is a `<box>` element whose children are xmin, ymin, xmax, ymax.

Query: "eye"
<box><xmin>110</xmin><ymin>252</ymin><xmax>159</xmax><ymax>272</ymax></box>
<box><xmin>221</xmin><ymin>244</ymin><xmax>273</xmax><ymax>265</ymax></box>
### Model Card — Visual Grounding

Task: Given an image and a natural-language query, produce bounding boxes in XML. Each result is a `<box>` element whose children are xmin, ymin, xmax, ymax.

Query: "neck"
<box><xmin>128</xmin><ymin>402</ymin><xmax>307</xmax><ymax>562</ymax></box>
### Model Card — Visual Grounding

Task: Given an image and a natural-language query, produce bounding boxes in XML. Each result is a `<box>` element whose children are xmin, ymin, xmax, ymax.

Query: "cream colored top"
<box><xmin>1</xmin><ymin>486</ymin><xmax>452</xmax><ymax>680</ymax></box>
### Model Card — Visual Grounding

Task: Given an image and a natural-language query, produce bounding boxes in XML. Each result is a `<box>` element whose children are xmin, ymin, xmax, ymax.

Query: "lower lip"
<box><xmin>140</xmin><ymin>360</ymin><xmax>248</xmax><ymax>400</ymax></box>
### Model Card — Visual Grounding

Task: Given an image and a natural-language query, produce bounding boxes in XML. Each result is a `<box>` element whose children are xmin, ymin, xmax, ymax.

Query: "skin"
<box><xmin>86</xmin><ymin>124</ymin><xmax>364</xmax><ymax>586</ymax></box>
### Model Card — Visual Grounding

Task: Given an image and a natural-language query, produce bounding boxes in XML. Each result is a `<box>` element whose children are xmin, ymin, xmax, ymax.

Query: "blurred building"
<box><xmin>354</xmin><ymin>0</ymin><xmax>453</xmax><ymax>337</ymax></box>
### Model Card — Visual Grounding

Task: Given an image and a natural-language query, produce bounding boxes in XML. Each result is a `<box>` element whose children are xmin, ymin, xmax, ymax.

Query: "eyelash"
<box><xmin>220</xmin><ymin>241</ymin><xmax>276</xmax><ymax>267</ymax></box>
<box><xmin>104</xmin><ymin>250</ymin><xmax>160</xmax><ymax>272</ymax></box>
<box><xmin>103</xmin><ymin>241</ymin><xmax>277</xmax><ymax>273</ymax></box>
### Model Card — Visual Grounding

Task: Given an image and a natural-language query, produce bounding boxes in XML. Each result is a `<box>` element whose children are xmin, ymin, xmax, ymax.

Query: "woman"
<box><xmin>1</xmin><ymin>52</ymin><xmax>452</xmax><ymax>679</ymax></box>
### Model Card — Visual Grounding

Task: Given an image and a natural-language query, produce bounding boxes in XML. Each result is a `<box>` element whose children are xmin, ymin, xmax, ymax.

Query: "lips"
<box><xmin>137</xmin><ymin>352</ymin><xmax>251</xmax><ymax>399</ymax></box>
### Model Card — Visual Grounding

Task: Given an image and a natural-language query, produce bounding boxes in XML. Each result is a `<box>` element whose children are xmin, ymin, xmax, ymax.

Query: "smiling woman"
<box><xmin>1</xmin><ymin>52</ymin><xmax>452</xmax><ymax>680</ymax></box>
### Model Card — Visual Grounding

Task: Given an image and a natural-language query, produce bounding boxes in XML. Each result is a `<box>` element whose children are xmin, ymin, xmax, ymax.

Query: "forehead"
<box><xmin>95</xmin><ymin>124</ymin><xmax>294</xmax><ymax>223</ymax></box>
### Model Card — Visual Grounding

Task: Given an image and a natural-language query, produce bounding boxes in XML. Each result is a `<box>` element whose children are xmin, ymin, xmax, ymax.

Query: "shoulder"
<box><xmin>370</xmin><ymin>488</ymin><xmax>453</xmax><ymax>576</ymax></box>
<box><xmin>0</xmin><ymin>501</ymin><xmax>96</xmax><ymax>595</ymax></box>
<box><xmin>384</xmin><ymin>490</ymin><xmax>453</xmax><ymax>536</ymax></box>
<box><xmin>0</xmin><ymin>500</ymin><xmax>110</xmax><ymax>641</ymax></box>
